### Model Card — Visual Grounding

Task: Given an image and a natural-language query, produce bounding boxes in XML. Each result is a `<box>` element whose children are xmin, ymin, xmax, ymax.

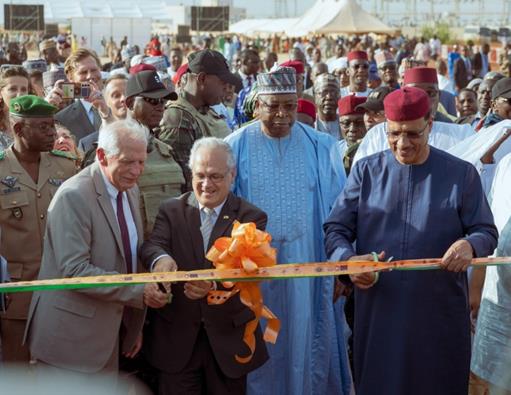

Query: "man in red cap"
<box><xmin>403</xmin><ymin>66</ymin><xmax>453</xmax><ymax>123</ymax></box>
<box><xmin>324</xmin><ymin>86</ymin><xmax>498</xmax><ymax>395</ymax></box>
<box><xmin>336</xmin><ymin>95</ymin><xmax>367</xmax><ymax>174</ymax></box>
<box><xmin>353</xmin><ymin>67</ymin><xmax>475</xmax><ymax>165</ymax></box>
<box><xmin>340</xmin><ymin>51</ymin><xmax>371</xmax><ymax>98</ymax></box>
<box><xmin>296</xmin><ymin>98</ymin><xmax>316</xmax><ymax>126</ymax></box>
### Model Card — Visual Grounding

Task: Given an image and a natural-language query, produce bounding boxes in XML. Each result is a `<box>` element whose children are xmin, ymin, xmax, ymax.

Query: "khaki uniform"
<box><xmin>0</xmin><ymin>147</ymin><xmax>76</xmax><ymax>362</ymax></box>
<box><xmin>138</xmin><ymin>137</ymin><xmax>185</xmax><ymax>239</ymax></box>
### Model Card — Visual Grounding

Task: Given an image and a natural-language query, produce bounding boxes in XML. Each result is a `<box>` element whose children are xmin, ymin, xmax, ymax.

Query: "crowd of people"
<box><xmin>0</xmin><ymin>29</ymin><xmax>510</xmax><ymax>395</ymax></box>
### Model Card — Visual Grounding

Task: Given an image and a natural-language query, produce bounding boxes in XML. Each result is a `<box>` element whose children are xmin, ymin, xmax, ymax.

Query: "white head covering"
<box><xmin>328</xmin><ymin>57</ymin><xmax>348</xmax><ymax>73</ymax></box>
<box><xmin>130</xmin><ymin>54</ymin><xmax>145</xmax><ymax>68</ymax></box>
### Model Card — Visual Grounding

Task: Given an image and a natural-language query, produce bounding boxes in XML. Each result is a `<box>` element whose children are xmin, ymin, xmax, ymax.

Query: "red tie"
<box><xmin>116</xmin><ymin>192</ymin><xmax>132</xmax><ymax>274</ymax></box>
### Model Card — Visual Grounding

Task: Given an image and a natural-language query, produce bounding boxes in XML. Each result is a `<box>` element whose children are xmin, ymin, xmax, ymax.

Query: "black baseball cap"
<box><xmin>126</xmin><ymin>70</ymin><xmax>177</xmax><ymax>100</ymax></box>
<box><xmin>188</xmin><ymin>49</ymin><xmax>241</xmax><ymax>87</ymax></box>
<box><xmin>356</xmin><ymin>86</ymin><xmax>393</xmax><ymax>112</ymax></box>
<box><xmin>491</xmin><ymin>77</ymin><xmax>511</xmax><ymax>100</ymax></box>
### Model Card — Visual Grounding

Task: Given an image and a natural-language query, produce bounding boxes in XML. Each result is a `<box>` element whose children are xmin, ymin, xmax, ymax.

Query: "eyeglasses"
<box><xmin>340</xmin><ymin>119</ymin><xmax>366</xmax><ymax>129</ymax></box>
<box><xmin>258</xmin><ymin>99</ymin><xmax>298</xmax><ymax>113</ymax></box>
<box><xmin>193</xmin><ymin>171</ymin><xmax>229</xmax><ymax>183</ymax></box>
<box><xmin>141</xmin><ymin>96</ymin><xmax>167</xmax><ymax>106</ymax></box>
<box><xmin>386</xmin><ymin>122</ymin><xmax>429</xmax><ymax>141</ymax></box>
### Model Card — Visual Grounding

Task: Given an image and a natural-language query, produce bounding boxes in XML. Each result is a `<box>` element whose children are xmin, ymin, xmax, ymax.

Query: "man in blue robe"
<box><xmin>225</xmin><ymin>66</ymin><xmax>351</xmax><ymax>395</ymax></box>
<box><xmin>324</xmin><ymin>86</ymin><xmax>498</xmax><ymax>395</ymax></box>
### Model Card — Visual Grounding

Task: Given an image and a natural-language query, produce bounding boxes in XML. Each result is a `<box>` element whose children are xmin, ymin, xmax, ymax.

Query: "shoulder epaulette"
<box><xmin>154</xmin><ymin>138</ymin><xmax>173</xmax><ymax>158</ymax></box>
<box><xmin>50</xmin><ymin>149</ymin><xmax>77</xmax><ymax>160</ymax></box>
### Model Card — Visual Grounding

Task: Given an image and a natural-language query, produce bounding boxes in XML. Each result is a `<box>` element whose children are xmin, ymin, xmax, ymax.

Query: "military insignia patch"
<box><xmin>1</xmin><ymin>176</ymin><xmax>18</xmax><ymax>188</ymax></box>
<box><xmin>12</xmin><ymin>207</ymin><xmax>23</xmax><ymax>219</ymax></box>
<box><xmin>48</xmin><ymin>178</ymin><xmax>63</xmax><ymax>187</ymax></box>
<box><xmin>13</xmin><ymin>102</ymin><xmax>21</xmax><ymax>112</ymax></box>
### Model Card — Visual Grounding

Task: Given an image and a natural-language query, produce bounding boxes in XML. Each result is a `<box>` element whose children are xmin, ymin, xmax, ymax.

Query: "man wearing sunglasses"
<box><xmin>125</xmin><ymin>70</ymin><xmax>185</xmax><ymax>238</ymax></box>
<box><xmin>340</xmin><ymin>51</ymin><xmax>372</xmax><ymax>98</ymax></box>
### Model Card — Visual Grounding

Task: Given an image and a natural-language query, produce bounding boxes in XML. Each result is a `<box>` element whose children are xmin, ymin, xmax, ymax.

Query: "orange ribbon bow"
<box><xmin>206</xmin><ymin>221</ymin><xmax>281</xmax><ymax>364</ymax></box>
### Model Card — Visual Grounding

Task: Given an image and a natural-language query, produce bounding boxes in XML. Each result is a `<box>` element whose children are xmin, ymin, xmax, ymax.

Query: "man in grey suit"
<box><xmin>25</xmin><ymin>119</ymin><xmax>169</xmax><ymax>376</ymax></box>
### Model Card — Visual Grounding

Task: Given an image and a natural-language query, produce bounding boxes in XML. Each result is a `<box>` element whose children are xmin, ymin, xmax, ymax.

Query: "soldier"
<box><xmin>0</xmin><ymin>95</ymin><xmax>76</xmax><ymax>362</ymax></box>
<box><xmin>159</xmin><ymin>49</ymin><xmax>239</xmax><ymax>190</ymax></box>
<box><xmin>125</xmin><ymin>70</ymin><xmax>185</xmax><ymax>238</ymax></box>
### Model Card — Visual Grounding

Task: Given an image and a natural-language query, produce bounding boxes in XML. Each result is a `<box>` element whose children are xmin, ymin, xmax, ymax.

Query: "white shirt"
<box><xmin>448</xmin><ymin>119</ymin><xmax>511</xmax><ymax>196</ymax></box>
<box><xmin>238</xmin><ymin>70</ymin><xmax>255</xmax><ymax>90</ymax></box>
<box><xmin>100</xmin><ymin>169</ymin><xmax>138</xmax><ymax>273</ymax></box>
<box><xmin>340</xmin><ymin>86</ymin><xmax>372</xmax><ymax>98</ymax></box>
<box><xmin>353</xmin><ymin>121</ymin><xmax>474</xmax><ymax>166</ymax></box>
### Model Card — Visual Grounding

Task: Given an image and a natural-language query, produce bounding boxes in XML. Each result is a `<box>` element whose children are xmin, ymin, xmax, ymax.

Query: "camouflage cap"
<box><xmin>9</xmin><ymin>95</ymin><xmax>58</xmax><ymax>118</ymax></box>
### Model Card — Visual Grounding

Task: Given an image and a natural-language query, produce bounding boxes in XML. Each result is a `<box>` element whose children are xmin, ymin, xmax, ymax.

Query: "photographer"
<box><xmin>45</xmin><ymin>48</ymin><xmax>112</xmax><ymax>141</ymax></box>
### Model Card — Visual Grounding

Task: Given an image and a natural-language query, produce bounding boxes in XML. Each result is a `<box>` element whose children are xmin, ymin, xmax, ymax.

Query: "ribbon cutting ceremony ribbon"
<box><xmin>0</xmin><ymin>221</ymin><xmax>510</xmax><ymax>363</ymax></box>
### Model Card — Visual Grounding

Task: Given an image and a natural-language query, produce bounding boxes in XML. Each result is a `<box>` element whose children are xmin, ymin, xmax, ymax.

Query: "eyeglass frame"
<box><xmin>385</xmin><ymin>121</ymin><xmax>430</xmax><ymax>141</ymax></box>
<box><xmin>192</xmin><ymin>170</ymin><xmax>231</xmax><ymax>184</ymax></box>
<box><xmin>257</xmin><ymin>98</ymin><xmax>298</xmax><ymax>113</ymax></box>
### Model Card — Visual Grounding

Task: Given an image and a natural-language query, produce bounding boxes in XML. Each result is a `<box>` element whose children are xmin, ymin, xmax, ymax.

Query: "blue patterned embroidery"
<box><xmin>246</xmin><ymin>126</ymin><xmax>309</xmax><ymax>243</ymax></box>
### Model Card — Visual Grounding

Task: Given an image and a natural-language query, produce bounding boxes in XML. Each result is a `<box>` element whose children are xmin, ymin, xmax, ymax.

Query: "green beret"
<box><xmin>9</xmin><ymin>95</ymin><xmax>58</xmax><ymax>118</ymax></box>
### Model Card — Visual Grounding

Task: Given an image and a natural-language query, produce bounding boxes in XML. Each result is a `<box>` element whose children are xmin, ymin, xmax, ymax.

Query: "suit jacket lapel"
<box><xmin>185</xmin><ymin>193</ymin><xmax>206</xmax><ymax>265</ymax></box>
<box><xmin>92</xmin><ymin>107</ymin><xmax>102</xmax><ymax>130</ymax></box>
<box><xmin>91</xmin><ymin>163</ymin><xmax>126</xmax><ymax>268</ymax></box>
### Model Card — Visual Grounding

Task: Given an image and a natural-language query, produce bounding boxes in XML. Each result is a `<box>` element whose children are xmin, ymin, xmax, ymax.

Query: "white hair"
<box><xmin>97</xmin><ymin>118</ymin><xmax>149</xmax><ymax>158</ymax></box>
<box><xmin>188</xmin><ymin>137</ymin><xmax>236</xmax><ymax>170</ymax></box>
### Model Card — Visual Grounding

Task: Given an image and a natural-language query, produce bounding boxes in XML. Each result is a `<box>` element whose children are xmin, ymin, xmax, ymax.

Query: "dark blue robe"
<box><xmin>324</xmin><ymin>147</ymin><xmax>498</xmax><ymax>395</ymax></box>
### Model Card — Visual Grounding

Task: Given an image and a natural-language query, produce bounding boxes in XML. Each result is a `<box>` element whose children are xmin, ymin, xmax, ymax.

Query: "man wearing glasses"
<box><xmin>340</xmin><ymin>51</ymin><xmax>372</xmax><ymax>98</ymax></box>
<box><xmin>353</xmin><ymin>67</ymin><xmax>475</xmax><ymax>165</ymax></box>
<box><xmin>125</xmin><ymin>70</ymin><xmax>185</xmax><ymax>238</ymax></box>
<box><xmin>375</xmin><ymin>50</ymin><xmax>400</xmax><ymax>90</ymax></box>
<box><xmin>324</xmin><ymin>86</ymin><xmax>498</xmax><ymax>395</ymax></box>
<box><xmin>141</xmin><ymin>137</ymin><xmax>269</xmax><ymax>395</ymax></box>
<box><xmin>226</xmin><ymin>66</ymin><xmax>351</xmax><ymax>395</ymax></box>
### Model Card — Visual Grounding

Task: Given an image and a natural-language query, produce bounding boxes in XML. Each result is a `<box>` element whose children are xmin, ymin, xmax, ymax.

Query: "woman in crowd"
<box><xmin>0</xmin><ymin>66</ymin><xmax>30</xmax><ymax>149</ymax></box>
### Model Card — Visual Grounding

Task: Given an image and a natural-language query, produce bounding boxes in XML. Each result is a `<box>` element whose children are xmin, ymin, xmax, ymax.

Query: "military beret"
<box><xmin>9</xmin><ymin>95</ymin><xmax>58</xmax><ymax>118</ymax></box>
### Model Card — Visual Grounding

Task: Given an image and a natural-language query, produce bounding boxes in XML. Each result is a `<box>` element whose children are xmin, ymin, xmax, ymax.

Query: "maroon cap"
<box><xmin>129</xmin><ymin>63</ymin><xmax>157</xmax><ymax>75</ymax></box>
<box><xmin>297</xmin><ymin>98</ymin><xmax>316</xmax><ymax>121</ymax></box>
<box><xmin>383</xmin><ymin>86</ymin><xmax>430</xmax><ymax>121</ymax></box>
<box><xmin>403</xmin><ymin>66</ymin><xmax>438</xmax><ymax>85</ymax></box>
<box><xmin>347</xmin><ymin>50</ymin><xmax>368</xmax><ymax>63</ymax></box>
<box><xmin>280</xmin><ymin>60</ymin><xmax>304</xmax><ymax>74</ymax></box>
<box><xmin>338</xmin><ymin>95</ymin><xmax>367</xmax><ymax>116</ymax></box>
<box><xmin>173</xmin><ymin>63</ymin><xmax>189</xmax><ymax>85</ymax></box>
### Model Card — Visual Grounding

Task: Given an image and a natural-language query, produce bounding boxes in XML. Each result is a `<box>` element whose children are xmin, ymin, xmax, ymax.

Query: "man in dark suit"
<box><xmin>46</xmin><ymin>49</ymin><xmax>112</xmax><ymax>142</ymax></box>
<box><xmin>454</xmin><ymin>45</ymin><xmax>473</xmax><ymax>92</ymax></box>
<box><xmin>473</xmin><ymin>43</ymin><xmax>491</xmax><ymax>79</ymax></box>
<box><xmin>141</xmin><ymin>137</ymin><xmax>269</xmax><ymax>394</ymax></box>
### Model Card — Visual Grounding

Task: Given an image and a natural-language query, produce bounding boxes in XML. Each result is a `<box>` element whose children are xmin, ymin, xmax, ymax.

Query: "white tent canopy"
<box><xmin>230</xmin><ymin>18</ymin><xmax>300</xmax><ymax>35</ymax></box>
<box><xmin>230</xmin><ymin>0</ymin><xmax>395</xmax><ymax>37</ymax></box>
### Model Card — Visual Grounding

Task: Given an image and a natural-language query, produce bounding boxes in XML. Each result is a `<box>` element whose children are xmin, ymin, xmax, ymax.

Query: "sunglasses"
<box><xmin>141</xmin><ymin>96</ymin><xmax>167</xmax><ymax>106</ymax></box>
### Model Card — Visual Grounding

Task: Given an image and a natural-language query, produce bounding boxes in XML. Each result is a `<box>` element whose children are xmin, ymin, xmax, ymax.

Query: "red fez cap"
<box><xmin>347</xmin><ymin>50</ymin><xmax>368</xmax><ymax>63</ymax></box>
<box><xmin>297</xmin><ymin>99</ymin><xmax>316</xmax><ymax>121</ymax></box>
<box><xmin>403</xmin><ymin>66</ymin><xmax>438</xmax><ymax>85</ymax></box>
<box><xmin>280</xmin><ymin>60</ymin><xmax>304</xmax><ymax>75</ymax></box>
<box><xmin>338</xmin><ymin>95</ymin><xmax>367</xmax><ymax>116</ymax></box>
<box><xmin>383</xmin><ymin>86</ymin><xmax>430</xmax><ymax>121</ymax></box>
<box><xmin>129</xmin><ymin>63</ymin><xmax>157</xmax><ymax>75</ymax></box>
<box><xmin>173</xmin><ymin>63</ymin><xmax>189</xmax><ymax>85</ymax></box>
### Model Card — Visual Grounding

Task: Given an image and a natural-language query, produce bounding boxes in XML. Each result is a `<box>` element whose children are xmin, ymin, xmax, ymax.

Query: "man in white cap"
<box><xmin>225</xmin><ymin>66</ymin><xmax>350</xmax><ymax>395</ymax></box>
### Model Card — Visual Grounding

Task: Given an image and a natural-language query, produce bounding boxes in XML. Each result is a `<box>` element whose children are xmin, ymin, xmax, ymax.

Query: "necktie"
<box><xmin>116</xmin><ymin>192</ymin><xmax>132</xmax><ymax>273</ymax></box>
<box><xmin>247</xmin><ymin>75</ymin><xmax>253</xmax><ymax>88</ymax></box>
<box><xmin>201</xmin><ymin>207</ymin><xmax>216</xmax><ymax>253</ymax></box>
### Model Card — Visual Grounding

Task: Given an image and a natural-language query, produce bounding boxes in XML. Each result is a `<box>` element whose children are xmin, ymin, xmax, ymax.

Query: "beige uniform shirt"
<box><xmin>0</xmin><ymin>148</ymin><xmax>76</xmax><ymax>320</ymax></box>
